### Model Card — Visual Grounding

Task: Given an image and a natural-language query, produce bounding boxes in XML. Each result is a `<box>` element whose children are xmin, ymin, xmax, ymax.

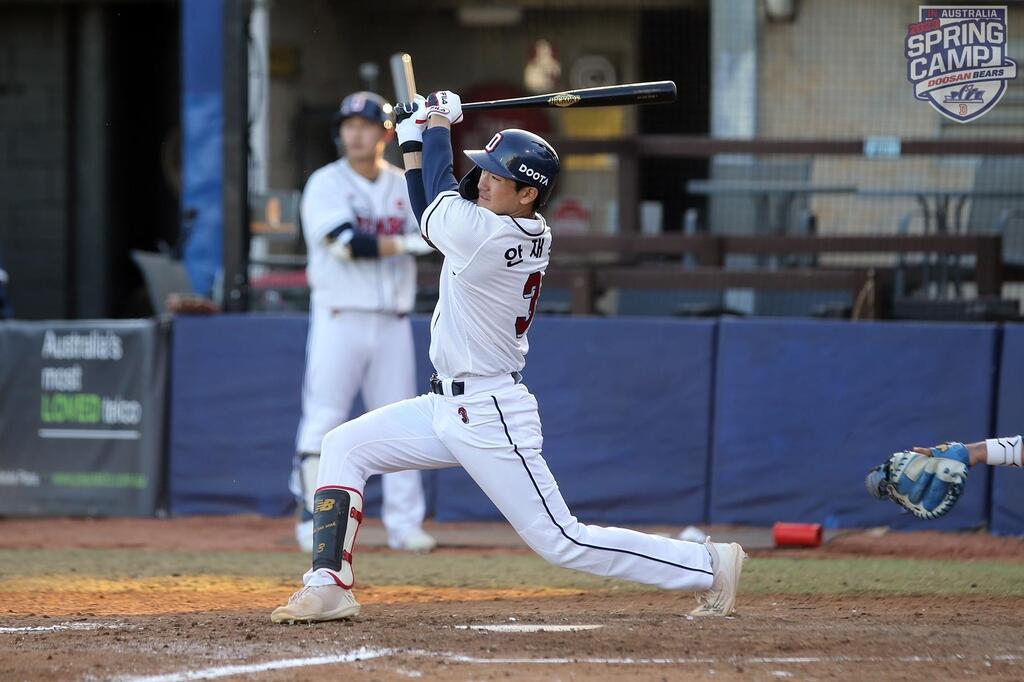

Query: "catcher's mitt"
<box><xmin>865</xmin><ymin>443</ymin><xmax>970</xmax><ymax>520</ymax></box>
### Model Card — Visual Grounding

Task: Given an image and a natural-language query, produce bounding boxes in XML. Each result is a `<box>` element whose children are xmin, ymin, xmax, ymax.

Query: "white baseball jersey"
<box><xmin>420</xmin><ymin>190</ymin><xmax>551</xmax><ymax>378</ymax></box>
<box><xmin>301</xmin><ymin>159</ymin><xmax>428</xmax><ymax>314</ymax></box>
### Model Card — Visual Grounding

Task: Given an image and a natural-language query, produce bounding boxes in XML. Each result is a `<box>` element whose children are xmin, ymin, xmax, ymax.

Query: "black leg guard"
<box><xmin>311</xmin><ymin>486</ymin><xmax>363</xmax><ymax>588</ymax></box>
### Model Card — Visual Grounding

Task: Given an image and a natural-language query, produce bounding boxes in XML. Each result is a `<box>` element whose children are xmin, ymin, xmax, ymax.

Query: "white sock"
<box><xmin>985</xmin><ymin>436</ymin><xmax>1023</xmax><ymax>467</ymax></box>
<box><xmin>302</xmin><ymin>567</ymin><xmax>342</xmax><ymax>587</ymax></box>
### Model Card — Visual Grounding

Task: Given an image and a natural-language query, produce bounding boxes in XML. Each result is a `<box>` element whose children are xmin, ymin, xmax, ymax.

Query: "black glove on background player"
<box><xmin>326</xmin><ymin>224</ymin><xmax>379</xmax><ymax>260</ymax></box>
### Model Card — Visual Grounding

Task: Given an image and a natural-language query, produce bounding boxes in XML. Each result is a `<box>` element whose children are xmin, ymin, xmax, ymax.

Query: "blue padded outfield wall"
<box><xmin>168</xmin><ymin>315</ymin><xmax>1016</xmax><ymax>530</ymax></box>
<box><xmin>709</xmin><ymin>319</ymin><xmax>997</xmax><ymax>530</ymax></box>
<box><xmin>168</xmin><ymin>315</ymin><xmax>437</xmax><ymax>517</ymax></box>
<box><xmin>993</xmin><ymin>324</ymin><xmax>1024</xmax><ymax>535</ymax></box>
<box><xmin>168</xmin><ymin>315</ymin><xmax>711</xmax><ymax>523</ymax></box>
<box><xmin>169</xmin><ymin>316</ymin><xmax>305</xmax><ymax>515</ymax></box>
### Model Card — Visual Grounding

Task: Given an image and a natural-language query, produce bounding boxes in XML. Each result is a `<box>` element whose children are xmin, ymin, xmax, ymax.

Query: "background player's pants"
<box><xmin>314</xmin><ymin>377</ymin><xmax>714</xmax><ymax>591</ymax></box>
<box><xmin>295</xmin><ymin>307</ymin><xmax>426</xmax><ymax>544</ymax></box>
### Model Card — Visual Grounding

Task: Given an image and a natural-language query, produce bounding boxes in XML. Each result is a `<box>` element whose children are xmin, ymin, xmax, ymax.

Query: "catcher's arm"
<box><xmin>913</xmin><ymin>436</ymin><xmax>1023</xmax><ymax>467</ymax></box>
<box><xmin>912</xmin><ymin>441</ymin><xmax>986</xmax><ymax>466</ymax></box>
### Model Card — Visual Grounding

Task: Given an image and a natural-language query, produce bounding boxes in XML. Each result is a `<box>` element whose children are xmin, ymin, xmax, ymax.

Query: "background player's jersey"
<box><xmin>421</xmin><ymin>190</ymin><xmax>551</xmax><ymax>378</ymax></box>
<box><xmin>301</xmin><ymin>159</ymin><xmax>420</xmax><ymax>313</ymax></box>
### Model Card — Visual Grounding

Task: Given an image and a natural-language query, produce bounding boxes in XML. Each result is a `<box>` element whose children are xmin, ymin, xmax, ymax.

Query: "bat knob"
<box><xmin>394</xmin><ymin>101</ymin><xmax>417</xmax><ymax>123</ymax></box>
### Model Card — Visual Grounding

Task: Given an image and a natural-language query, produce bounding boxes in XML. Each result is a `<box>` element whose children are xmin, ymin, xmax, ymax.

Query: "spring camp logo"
<box><xmin>906</xmin><ymin>6</ymin><xmax>1017</xmax><ymax>123</ymax></box>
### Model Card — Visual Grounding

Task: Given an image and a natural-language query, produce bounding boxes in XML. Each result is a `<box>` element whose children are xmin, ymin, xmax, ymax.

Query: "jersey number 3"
<box><xmin>515</xmin><ymin>271</ymin><xmax>543</xmax><ymax>338</ymax></box>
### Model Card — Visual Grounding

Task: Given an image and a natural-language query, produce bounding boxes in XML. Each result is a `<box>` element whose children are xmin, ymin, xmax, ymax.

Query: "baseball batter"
<box><xmin>293</xmin><ymin>91</ymin><xmax>436</xmax><ymax>554</ymax></box>
<box><xmin>272</xmin><ymin>90</ymin><xmax>746</xmax><ymax>624</ymax></box>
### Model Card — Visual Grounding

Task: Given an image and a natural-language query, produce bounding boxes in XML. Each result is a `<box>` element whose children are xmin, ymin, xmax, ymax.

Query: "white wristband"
<box><xmin>985</xmin><ymin>436</ymin><xmax>1023</xmax><ymax>467</ymax></box>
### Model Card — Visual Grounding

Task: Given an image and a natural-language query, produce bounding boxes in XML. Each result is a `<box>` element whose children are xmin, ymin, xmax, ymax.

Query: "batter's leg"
<box><xmin>363</xmin><ymin>314</ymin><xmax>433</xmax><ymax>551</ymax></box>
<box><xmin>272</xmin><ymin>395</ymin><xmax>457</xmax><ymax>624</ymax></box>
<box><xmin>446</xmin><ymin>388</ymin><xmax>742</xmax><ymax>608</ymax></box>
<box><xmin>310</xmin><ymin>396</ymin><xmax>457</xmax><ymax>583</ymax></box>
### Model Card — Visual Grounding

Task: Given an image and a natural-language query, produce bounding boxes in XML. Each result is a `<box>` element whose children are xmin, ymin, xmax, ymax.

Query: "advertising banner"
<box><xmin>0</xmin><ymin>320</ymin><xmax>166</xmax><ymax>515</ymax></box>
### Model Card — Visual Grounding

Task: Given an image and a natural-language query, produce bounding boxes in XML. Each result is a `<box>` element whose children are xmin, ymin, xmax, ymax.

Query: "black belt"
<box><xmin>429</xmin><ymin>372</ymin><xmax>522</xmax><ymax>397</ymax></box>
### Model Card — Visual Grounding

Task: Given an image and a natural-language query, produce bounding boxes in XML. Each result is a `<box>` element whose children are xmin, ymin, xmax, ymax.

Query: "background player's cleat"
<box><xmin>392</xmin><ymin>528</ymin><xmax>437</xmax><ymax>552</ymax></box>
<box><xmin>690</xmin><ymin>539</ymin><xmax>747</xmax><ymax>617</ymax></box>
<box><xmin>270</xmin><ymin>584</ymin><xmax>361</xmax><ymax>623</ymax></box>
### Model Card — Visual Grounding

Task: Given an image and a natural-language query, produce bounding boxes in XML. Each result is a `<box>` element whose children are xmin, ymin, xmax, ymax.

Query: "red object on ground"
<box><xmin>773</xmin><ymin>522</ymin><xmax>823</xmax><ymax>548</ymax></box>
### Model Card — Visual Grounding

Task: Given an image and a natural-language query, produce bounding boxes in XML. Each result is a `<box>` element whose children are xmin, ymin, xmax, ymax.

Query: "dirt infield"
<box><xmin>2</xmin><ymin>517</ymin><xmax>1024</xmax><ymax>681</ymax></box>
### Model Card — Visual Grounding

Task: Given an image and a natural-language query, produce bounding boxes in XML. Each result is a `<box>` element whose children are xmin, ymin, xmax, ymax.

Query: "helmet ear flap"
<box><xmin>458</xmin><ymin>166</ymin><xmax>483</xmax><ymax>202</ymax></box>
<box><xmin>536</xmin><ymin>179</ymin><xmax>555</xmax><ymax>208</ymax></box>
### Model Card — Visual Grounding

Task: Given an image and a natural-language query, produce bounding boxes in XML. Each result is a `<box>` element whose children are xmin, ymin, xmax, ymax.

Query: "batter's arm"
<box><xmin>421</xmin><ymin>123</ymin><xmax>459</xmax><ymax>204</ymax></box>
<box><xmin>404</xmin><ymin>167</ymin><xmax>429</xmax><ymax>226</ymax></box>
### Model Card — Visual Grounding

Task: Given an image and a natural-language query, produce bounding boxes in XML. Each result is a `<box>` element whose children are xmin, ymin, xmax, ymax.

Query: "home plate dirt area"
<box><xmin>2</xmin><ymin>516</ymin><xmax>1023</xmax><ymax>681</ymax></box>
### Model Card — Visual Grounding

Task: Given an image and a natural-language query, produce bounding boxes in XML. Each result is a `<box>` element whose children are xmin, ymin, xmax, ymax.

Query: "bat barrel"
<box><xmin>462</xmin><ymin>80</ymin><xmax>676</xmax><ymax>111</ymax></box>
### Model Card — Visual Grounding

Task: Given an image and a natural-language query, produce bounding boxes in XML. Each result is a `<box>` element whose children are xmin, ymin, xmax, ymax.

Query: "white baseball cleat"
<box><xmin>270</xmin><ymin>584</ymin><xmax>361</xmax><ymax>624</ymax></box>
<box><xmin>392</xmin><ymin>528</ymin><xmax>437</xmax><ymax>553</ymax></box>
<box><xmin>689</xmin><ymin>539</ymin><xmax>747</xmax><ymax>617</ymax></box>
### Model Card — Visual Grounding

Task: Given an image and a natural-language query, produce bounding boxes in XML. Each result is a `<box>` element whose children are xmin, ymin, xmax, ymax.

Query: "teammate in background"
<box><xmin>271</xmin><ymin>90</ymin><xmax>746</xmax><ymax>624</ymax></box>
<box><xmin>912</xmin><ymin>436</ymin><xmax>1022</xmax><ymax>467</ymax></box>
<box><xmin>292</xmin><ymin>92</ymin><xmax>436</xmax><ymax>554</ymax></box>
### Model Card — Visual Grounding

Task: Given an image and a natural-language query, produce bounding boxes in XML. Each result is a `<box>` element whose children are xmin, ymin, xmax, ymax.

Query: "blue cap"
<box><xmin>335</xmin><ymin>91</ymin><xmax>393</xmax><ymax>129</ymax></box>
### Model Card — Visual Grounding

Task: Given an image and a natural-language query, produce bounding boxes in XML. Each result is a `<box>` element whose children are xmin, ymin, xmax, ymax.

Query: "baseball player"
<box><xmin>272</xmin><ymin>90</ymin><xmax>746</xmax><ymax>624</ymax></box>
<box><xmin>292</xmin><ymin>91</ymin><xmax>436</xmax><ymax>554</ymax></box>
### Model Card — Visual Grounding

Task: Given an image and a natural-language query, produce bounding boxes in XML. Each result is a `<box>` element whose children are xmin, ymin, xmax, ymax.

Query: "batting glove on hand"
<box><xmin>424</xmin><ymin>90</ymin><xmax>463</xmax><ymax>125</ymax></box>
<box><xmin>395</xmin><ymin>95</ymin><xmax>427</xmax><ymax>153</ymax></box>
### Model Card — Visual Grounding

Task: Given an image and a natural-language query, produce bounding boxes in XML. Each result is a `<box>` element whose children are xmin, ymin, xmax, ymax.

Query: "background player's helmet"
<box><xmin>459</xmin><ymin>129</ymin><xmax>560</xmax><ymax>208</ymax></box>
<box><xmin>331</xmin><ymin>91</ymin><xmax>394</xmax><ymax>148</ymax></box>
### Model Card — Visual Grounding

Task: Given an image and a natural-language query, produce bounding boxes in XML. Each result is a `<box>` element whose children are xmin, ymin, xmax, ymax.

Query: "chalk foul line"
<box><xmin>115</xmin><ymin>647</ymin><xmax>1022</xmax><ymax>681</ymax></box>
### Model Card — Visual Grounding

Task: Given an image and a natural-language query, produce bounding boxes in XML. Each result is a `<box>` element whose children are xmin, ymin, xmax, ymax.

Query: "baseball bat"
<box><xmin>389</xmin><ymin>52</ymin><xmax>417</xmax><ymax>103</ymax></box>
<box><xmin>461</xmin><ymin>80</ymin><xmax>676</xmax><ymax>111</ymax></box>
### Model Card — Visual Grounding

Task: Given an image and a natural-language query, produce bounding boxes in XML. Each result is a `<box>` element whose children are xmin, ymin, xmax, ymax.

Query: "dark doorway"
<box><xmin>104</xmin><ymin>1</ymin><xmax>181</xmax><ymax>316</ymax></box>
<box><xmin>638</xmin><ymin>7</ymin><xmax>710</xmax><ymax>233</ymax></box>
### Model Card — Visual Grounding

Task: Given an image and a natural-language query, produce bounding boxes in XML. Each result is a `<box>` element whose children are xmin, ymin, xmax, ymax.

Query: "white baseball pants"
<box><xmin>314</xmin><ymin>376</ymin><xmax>714</xmax><ymax>591</ymax></box>
<box><xmin>296</xmin><ymin>307</ymin><xmax>426</xmax><ymax>542</ymax></box>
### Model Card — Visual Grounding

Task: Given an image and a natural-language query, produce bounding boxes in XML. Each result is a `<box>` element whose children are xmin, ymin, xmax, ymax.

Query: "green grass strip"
<box><xmin>1</xmin><ymin>549</ymin><xmax>1023</xmax><ymax>597</ymax></box>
